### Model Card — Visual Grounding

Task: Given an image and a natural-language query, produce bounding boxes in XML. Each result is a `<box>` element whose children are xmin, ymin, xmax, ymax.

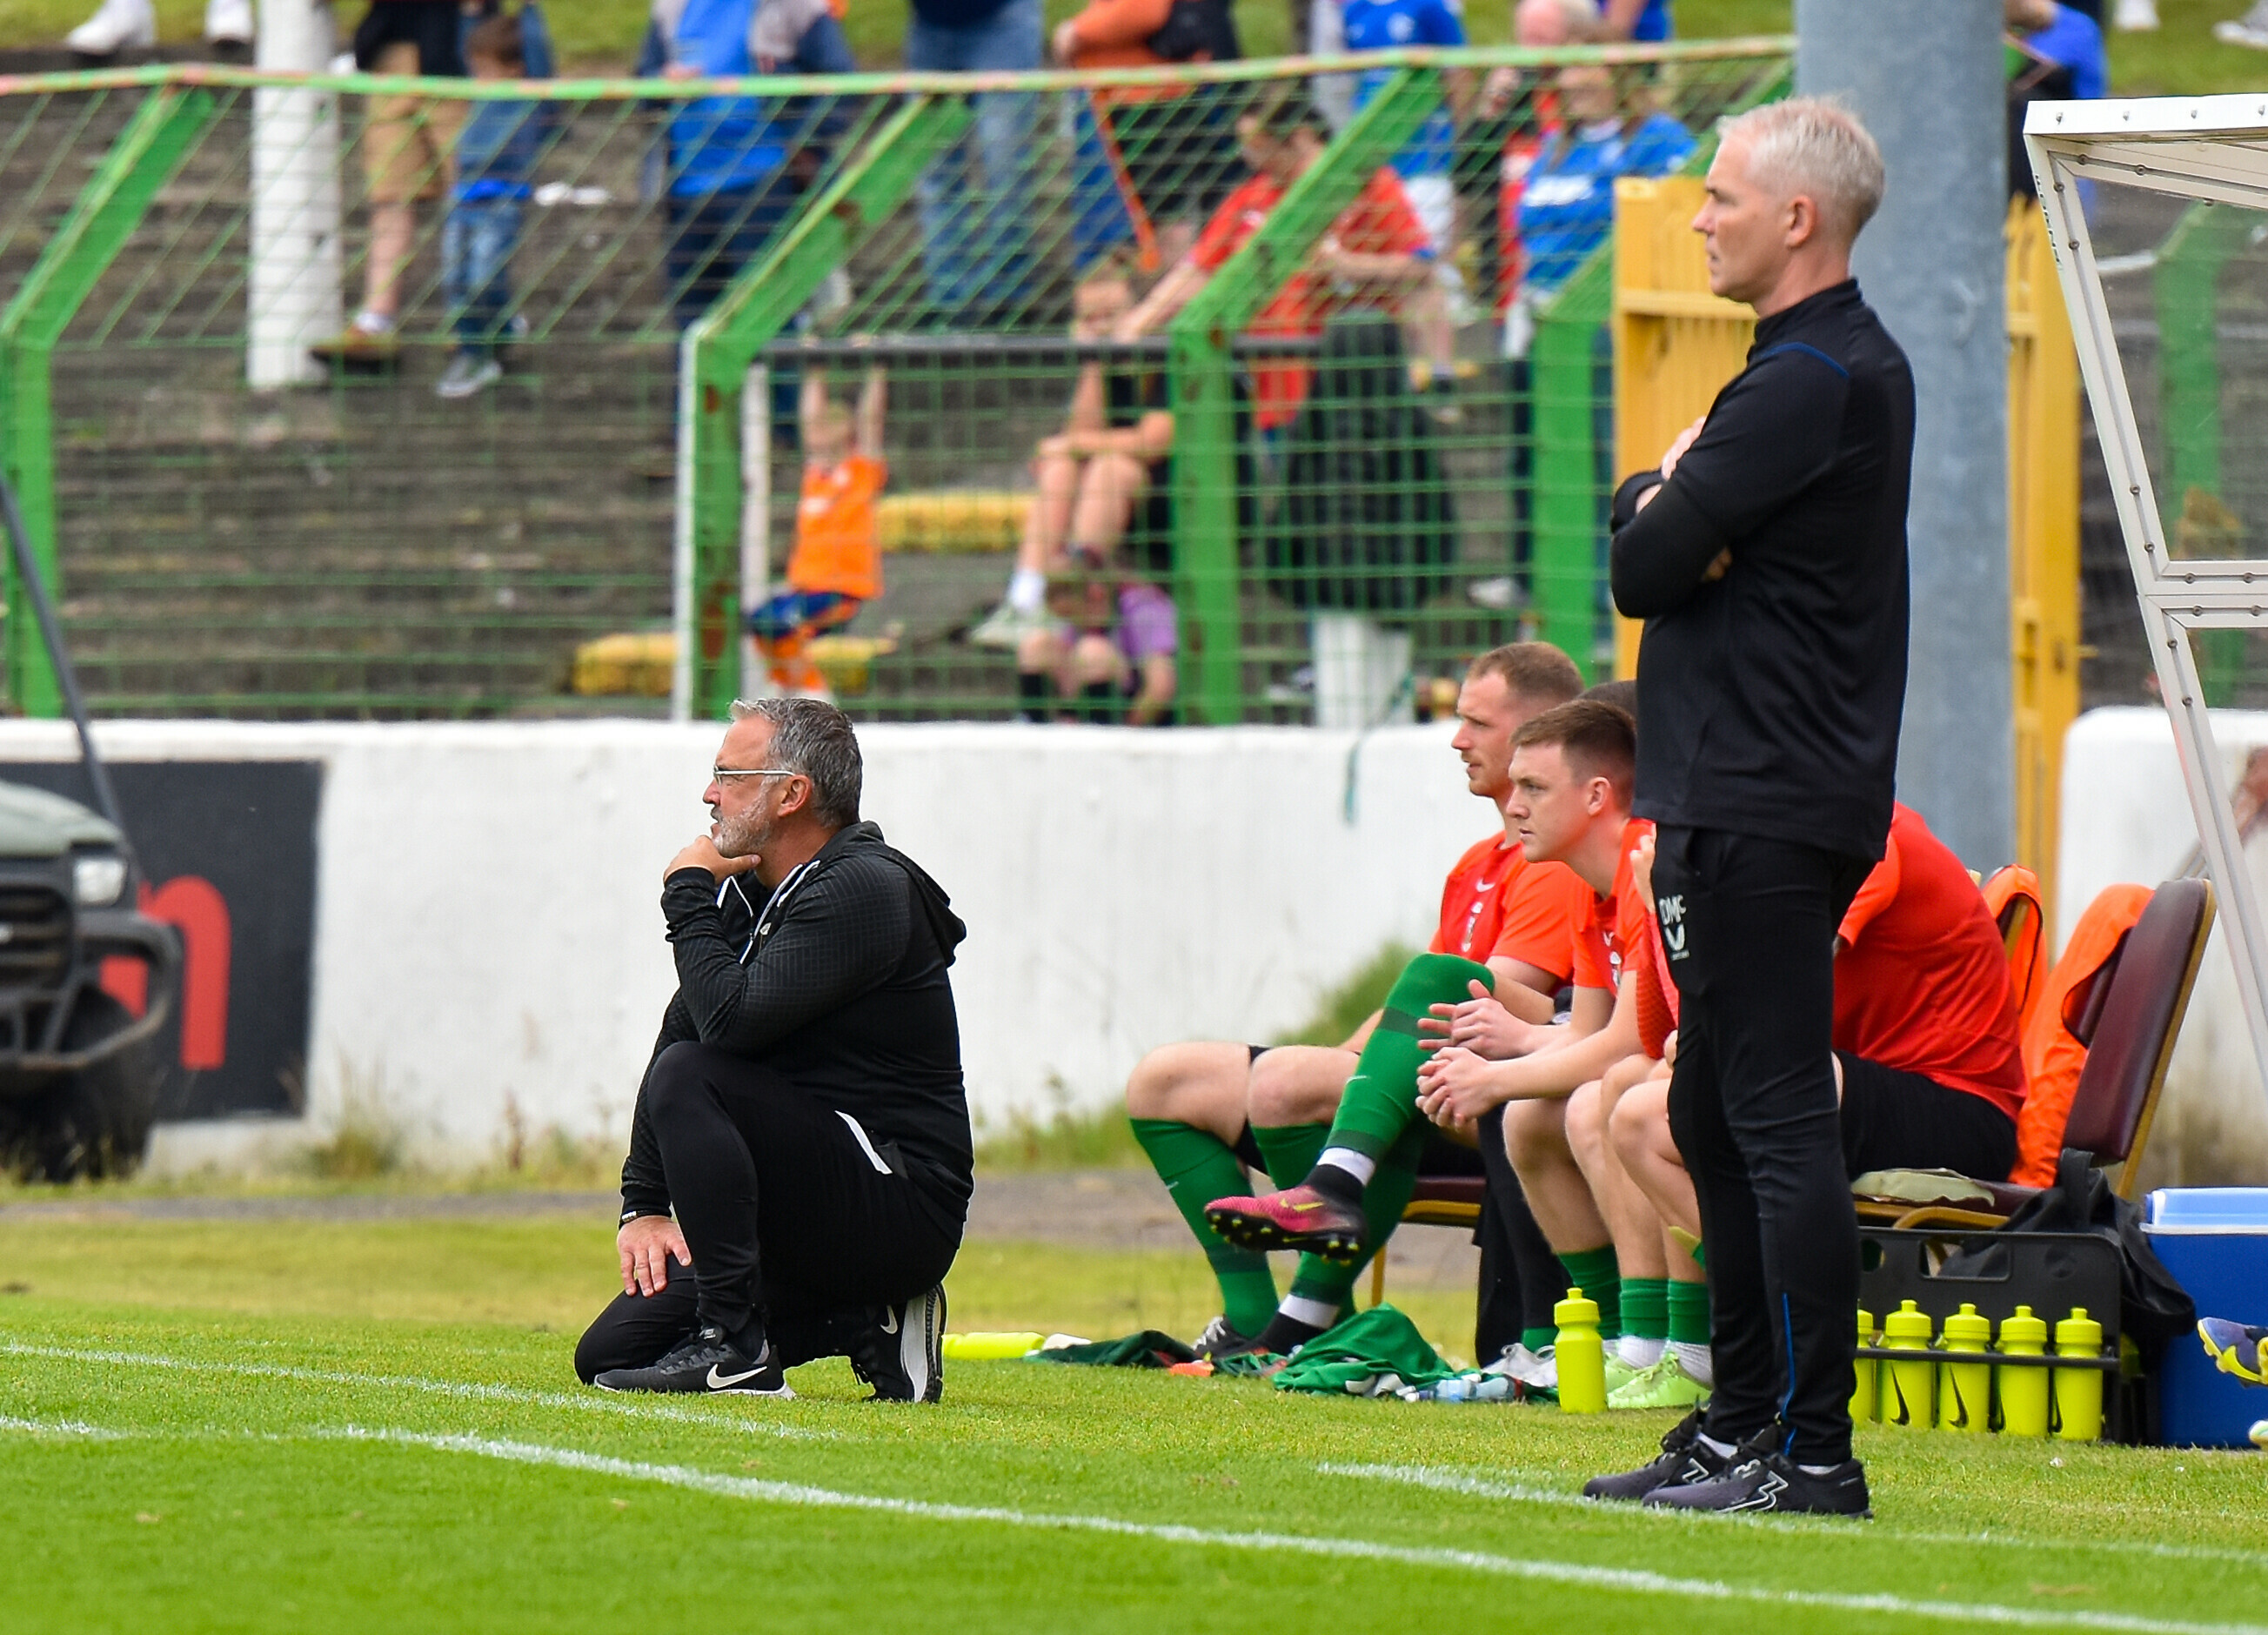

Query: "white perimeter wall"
<box><xmin>0</xmin><ymin>720</ymin><xmax>1495</xmax><ymax>1170</ymax></box>
<box><xmin>2060</xmin><ymin>706</ymin><xmax>2268</xmax><ymax>1188</ymax></box>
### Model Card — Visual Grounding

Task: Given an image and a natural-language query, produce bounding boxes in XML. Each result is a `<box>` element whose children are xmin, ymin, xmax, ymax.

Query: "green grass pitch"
<box><xmin>2</xmin><ymin>1209</ymin><xmax>2265</xmax><ymax>1633</ymax></box>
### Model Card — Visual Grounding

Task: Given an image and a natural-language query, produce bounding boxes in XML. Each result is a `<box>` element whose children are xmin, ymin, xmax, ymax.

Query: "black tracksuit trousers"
<box><xmin>574</xmin><ymin>1042</ymin><xmax>961</xmax><ymax>1381</ymax></box>
<box><xmin>1653</xmin><ymin>826</ymin><xmax>1871</xmax><ymax>1465</ymax></box>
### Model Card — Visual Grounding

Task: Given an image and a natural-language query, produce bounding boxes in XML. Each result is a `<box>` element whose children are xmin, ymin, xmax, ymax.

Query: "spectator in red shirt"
<box><xmin>1117</xmin><ymin>91</ymin><xmax>1441</xmax><ymax>432</ymax></box>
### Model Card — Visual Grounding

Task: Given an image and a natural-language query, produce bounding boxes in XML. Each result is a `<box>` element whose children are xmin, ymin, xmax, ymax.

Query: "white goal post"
<box><xmin>2027</xmin><ymin>97</ymin><xmax>2268</xmax><ymax>1098</ymax></box>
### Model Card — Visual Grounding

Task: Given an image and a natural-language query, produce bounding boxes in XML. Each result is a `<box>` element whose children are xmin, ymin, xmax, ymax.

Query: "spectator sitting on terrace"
<box><xmin>1504</xmin><ymin>9</ymin><xmax>1694</xmax><ymax>358</ymax></box>
<box><xmin>972</xmin><ymin>261</ymin><xmax>1170</xmax><ymax>653</ymax></box>
<box><xmin>1114</xmin><ymin>91</ymin><xmax>1440</xmax><ymax>437</ymax></box>
<box><xmin>435</xmin><ymin>11</ymin><xmax>547</xmax><ymax>401</ymax></box>
<box><xmin>1019</xmin><ymin>551</ymin><xmax>1179</xmax><ymax>726</ymax></box>
<box><xmin>746</xmin><ymin>362</ymin><xmax>886</xmax><ymax>699</ymax></box>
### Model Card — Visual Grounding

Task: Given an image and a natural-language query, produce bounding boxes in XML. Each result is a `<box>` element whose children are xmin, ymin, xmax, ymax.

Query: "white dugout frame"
<box><xmin>2027</xmin><ymin>97</ymin><xmax>2268</xmax><ymax>1094</ymax></box>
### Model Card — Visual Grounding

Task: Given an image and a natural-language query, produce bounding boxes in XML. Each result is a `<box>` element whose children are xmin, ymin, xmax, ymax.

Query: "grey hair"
<box><xmin>1719</xmin><ymin>96</ymin><xmax>1885</xmax><ymax>244</ymax></box>
<box><xmin>728</xmin><ymin>696</ymin><xmax>863</xmax><ymax>828</ymax></box>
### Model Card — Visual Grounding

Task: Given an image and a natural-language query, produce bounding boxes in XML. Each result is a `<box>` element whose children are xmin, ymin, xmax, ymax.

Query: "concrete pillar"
<box><xmin>1797</xmin><ymin>0</ymin><xmax>2014</xmax><ymax>868</ymax></box>
<box><xmin>247</xmin><ymin>0</ymin><xmax>341</xmax><ymax>387</ymax></box>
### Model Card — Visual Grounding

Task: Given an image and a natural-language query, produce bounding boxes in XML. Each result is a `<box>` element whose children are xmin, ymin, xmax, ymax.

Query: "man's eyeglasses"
<box><xmin>711</xmin><ymin>766</ymin><xmax>799</xmax><ymax>780</ymax></box>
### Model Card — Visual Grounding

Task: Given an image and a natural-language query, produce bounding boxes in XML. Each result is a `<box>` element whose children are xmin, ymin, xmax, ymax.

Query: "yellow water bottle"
<box><xmin>1554</xmin><ymin>1287</ymin><xmax>1606</xmax><ymax>1414</ymax></box>
<box><xmin>1937</xmin><ymin>1303</ymin><xmax>1992</xmax><ymax>1433</ymax></box>
<box><xmin>1882</xmin><ymin>1299</ymin><xmax>1935</xmax><ymax>1427</ymax></box>
<box><xmin>940</xmin><ymin>1331</ymin><xmax>1044</xmax><ymax>1361</ymax></box>
<box><xmin>2053</xmin><ymin>1306</ymin><xmax>2104</xmax><ymax>1441</ymax></box>
<box><xmin>1997</xmin><ymin>1304</ymin><xmax>2051</xmax><ymax>1437</ymax></box>
<box><xmin>1850</xmin><ymin>1308</ymin><xmax>1878</xmax><ymax>1424</ymax></box>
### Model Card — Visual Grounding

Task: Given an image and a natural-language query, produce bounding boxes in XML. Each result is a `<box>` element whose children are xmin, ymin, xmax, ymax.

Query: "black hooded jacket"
<box><xmin>619</xmin><ymin>821</ymin><xmax>973</xmax><ymax>1223</ymax></box>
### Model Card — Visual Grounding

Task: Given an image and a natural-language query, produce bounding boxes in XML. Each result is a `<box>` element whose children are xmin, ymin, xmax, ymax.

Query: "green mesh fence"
<box><xmin>0</xmin><ymin>43</ymin><xmax>1788</xmax><ymax>722</ymax></box>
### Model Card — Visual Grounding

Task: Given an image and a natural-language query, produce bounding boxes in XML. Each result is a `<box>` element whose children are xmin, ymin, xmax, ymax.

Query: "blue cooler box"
<box><xmin>2144</xmin><ymin>1188</ymin><xmax>2268</xmax><ymax>1448</ymax></box>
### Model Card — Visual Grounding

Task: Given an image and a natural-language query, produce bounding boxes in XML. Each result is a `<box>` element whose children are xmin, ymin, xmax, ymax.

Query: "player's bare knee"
<box><xmin>1248</xmin><ymin>1046</ymin><xmax>1350</xmax><ymax>1127</ymax></box>
<box><xmin>1505</xmin><ymin>1096</ymin><xmax>1570</xmax><ymax>1171</ymax></box>
<box><xmin>1564</xmin><ymin>1079</ymin><xmax>1605</xmax><ymax>1162</ymax></box>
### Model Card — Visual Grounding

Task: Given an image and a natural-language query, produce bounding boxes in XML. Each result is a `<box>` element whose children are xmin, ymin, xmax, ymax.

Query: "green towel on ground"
<box><xmin>1271</xmin><ymin>1304</ymin><xmax>1455</xmax><ymax>1397</ymax></box>
<box><xmin>1024</xmin><ymin>1331</ymin><xmax>1197</xmax><ymax>1368</ymax></box>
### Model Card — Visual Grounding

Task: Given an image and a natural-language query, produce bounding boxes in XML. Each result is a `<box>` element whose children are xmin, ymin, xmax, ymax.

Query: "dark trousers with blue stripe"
<box><xmin>1654</xmin><ymin>827</ymin><xmax>1872</xmax><ymax>1465</ymax></box>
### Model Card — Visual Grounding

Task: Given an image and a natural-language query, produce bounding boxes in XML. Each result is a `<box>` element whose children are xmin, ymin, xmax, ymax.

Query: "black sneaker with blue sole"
<box><xmin>1582</xmin><ymin>1409</ymin><xmax>1740</xmax><ymax>1502</ymax></box>
<box><xmin>851</xmin><ymin>1284</ymin><xmax>946</xmax><ymax>1403</ymax></box>
<box><xmin>1643</xmin><ymin>1447</ymin><xmax>1872</xmax><ymax>1518</ymax></box>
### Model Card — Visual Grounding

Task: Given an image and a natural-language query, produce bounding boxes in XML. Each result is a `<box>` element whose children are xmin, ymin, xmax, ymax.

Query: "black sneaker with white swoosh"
<box><xmin>591</xmin><ymin>1325</ymin><xmax>793</xmax><ymax>1397</ymax></box>
<box><xmin>850</xmin><ymin>1283</ymin><xmax>946</xmax><ymax>1403</ymax></box>
<box><xmin>1642</xmin><ymin>1447</ymin><xmax>1872</xmax><ymax>1518</ymax></box>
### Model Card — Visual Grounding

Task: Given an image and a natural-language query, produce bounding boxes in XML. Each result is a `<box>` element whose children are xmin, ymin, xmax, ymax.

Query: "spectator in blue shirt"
<box><xmin>2010</xmin><ymin>0</ymin><xmax>2105</xmax><ymax>97</ymax></box>
<box><xmin>1509</xmin><ymin>55</ymin><xmax>1693</xmax><ymax>342</ymax></box>
<box><xmin>2006</xmin><ymin>0</ymin><xmax>2104</xmax><ymax>200</ymax></box>
<box><xmin>1341</xmin><ymin>0</ymin><xmax>1473</xmax><ymax>380</ymax></box>
<box><xmin>437</xmin><ymin>9</ymin><xmax>552</xmax><ymax>400</ymax></box>
<box><xmin>638</xmin><ymin>0</ymin><xmax>852</xmax><ymax>334</ymax></box>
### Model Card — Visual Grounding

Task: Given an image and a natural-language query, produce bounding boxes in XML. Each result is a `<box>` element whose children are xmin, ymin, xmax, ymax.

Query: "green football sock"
<box><xmin>1281</xmin><ymin>1121</ymin><xmax>1430</xmax><ymax>1317</ymax></box>
<box><xmin>1251</xmin><ymin>1122</ymin><xmax>1330</xmax><ymax>1190</ymax></box>
<box><xmin>1130</xmin><ymin>1117</ymin><xmax>1277</xmax><ymax>1336</ymax></box>
<box><xmin>1559</xmin><ymin>1243</ymin><xmax>1622</xmax><ymax>1340</ymax></box>
<box><xmin>1321</xmin><ymin>953</ymin><xmax>1493</xmax><ymax>1159</ymax></box>
<box><xmin>1668</xmin><ymin>1277</ymin><xmax>1711</xmax><ymax>1345</ymax></box>
<box><xmin>1622</xmin><ymin>1277</ymin><xmax>1669</xmax><ymax>1343</ymax></box>
<box><xmin>1522</xmin><ymin>1326</ymin><xmax>1557</xmax><ymax>1353</ymax></box>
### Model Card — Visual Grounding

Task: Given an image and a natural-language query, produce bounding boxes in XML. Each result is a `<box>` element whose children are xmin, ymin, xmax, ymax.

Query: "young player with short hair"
<box><xmin>1124</xmin><ymin>641</ymin><xmax>1585</xmax><ymax>1357</ymax></box>
<box><xmin>1211</xmin><ymin>698</ymin><xmax>1642</xmax><ymax>1357</ymax></box>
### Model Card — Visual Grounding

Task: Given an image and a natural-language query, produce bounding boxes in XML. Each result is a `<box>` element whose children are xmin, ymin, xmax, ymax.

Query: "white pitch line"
<box><xmin>0</xmin><ymin>1412</ymin><xmax>125</xmax><ymax>1438</ymax></box>
<box><xmin>337</xmin><ymin>1425</ymin><xmax>2268</xmax><ymax>1635</ymax></box>
<box><xmin>0</xmin><ymin>1341</ymin><xmax>834</xmax><ymax>1440</ymax></box>
<box><xmin>1322</xmin><ymin>1462</ymin><xmax>2268</xmax><ymax>1571</ymax></box>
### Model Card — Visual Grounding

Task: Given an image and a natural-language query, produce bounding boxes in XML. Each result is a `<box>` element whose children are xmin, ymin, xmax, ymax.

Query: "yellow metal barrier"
<box><xmin>2005</xmin><ymin>196</ymin><xmax>2082</xmax><ymax>928</ymax></box>
<box><xmin>1609</xmin><ymin>178</ymin><xmax>2082</xmax><ymax>912</ymax></box>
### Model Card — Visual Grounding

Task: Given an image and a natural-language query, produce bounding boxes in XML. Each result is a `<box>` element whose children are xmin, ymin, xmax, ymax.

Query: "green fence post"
<box><xmin>1530</xmin><ymin>250</ymin><xmax>1611</xmax><ymax>679</ymax></box>
<box><xmin>679</xmin><ymin>93</ymin><xmax>970</xmax><ymax>720</ymax></box>
<box><xmin>0</xmin><ymin>84</ymin><xmax>216</xmax><ymax>717</ymax></box>
<box><xmin>2153</xmin><ymin>201</ymin><xmax>2251</xmax><ymax>705</ymax></box>
<box><xmin>1167</xmin><ymin>66</ymin><xmax>1438</xmax><ymax>725</ymax></box>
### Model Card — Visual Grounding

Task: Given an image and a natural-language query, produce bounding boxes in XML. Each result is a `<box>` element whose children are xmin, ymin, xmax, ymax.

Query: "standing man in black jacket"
<box><xmin>1585</xmin><ymin>97</ymin><xmax>1912</xmax><ymax>1518</ymax></box>
<box><xmin>574</xmin><ymin>698</ymin><xmax>972</xmax><ymax>1403</ymax></box>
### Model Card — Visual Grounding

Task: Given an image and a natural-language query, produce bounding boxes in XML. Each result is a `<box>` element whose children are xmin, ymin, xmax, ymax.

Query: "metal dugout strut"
<box><xmin>2026</xmin><ymin>97</ymin><xmax>2268</xmax><ymax>1101</ymax></box>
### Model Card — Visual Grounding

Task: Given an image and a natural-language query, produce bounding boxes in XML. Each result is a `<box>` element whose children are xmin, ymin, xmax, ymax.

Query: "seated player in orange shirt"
<box><xmin>1398</xmin><ymin>699</ymin><xmax>1673</xmax><ymax>1390</ymax></box>
<box><xmin>1600</xmin><ymin>802</ymin><xmax>2028</xmax><ymax>1431</ymax></box>
<box><xmin>744</xmin><ymin>363</ymin><xmax>886</xmax><ymax>698</ymax></box>
<box><xmin>1554</xmin><ymin>827</ymin><xmax>1713</xmax><ymax>1408</ymax></box>
<box><xmin>1124</xmin><ymin>642</ymin><xmax>1587</xmax><ymax>1357</ymax></box>
<box><xmin>1115</xmin><ymin>90</ymin><xmax>1441</xmax><ymax>432</ymax></box>
<box><xmin>1210</xmin><ymin>697</ymin><xmax>1637</xmax><ymax>1357</ymax></box>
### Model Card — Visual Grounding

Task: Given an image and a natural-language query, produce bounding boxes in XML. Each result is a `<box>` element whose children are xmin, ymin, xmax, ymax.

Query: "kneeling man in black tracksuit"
<box><xmin>574</xmin><ymin>697</ymin><xmax>971</xmax><ymax>1402</ymax></box>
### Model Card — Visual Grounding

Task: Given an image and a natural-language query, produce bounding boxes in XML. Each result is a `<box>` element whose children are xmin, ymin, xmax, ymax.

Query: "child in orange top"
<box><xmin>745</xmin><ymin>363</ymin><xmax>886</xmax><ymax>696</ymax></box>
